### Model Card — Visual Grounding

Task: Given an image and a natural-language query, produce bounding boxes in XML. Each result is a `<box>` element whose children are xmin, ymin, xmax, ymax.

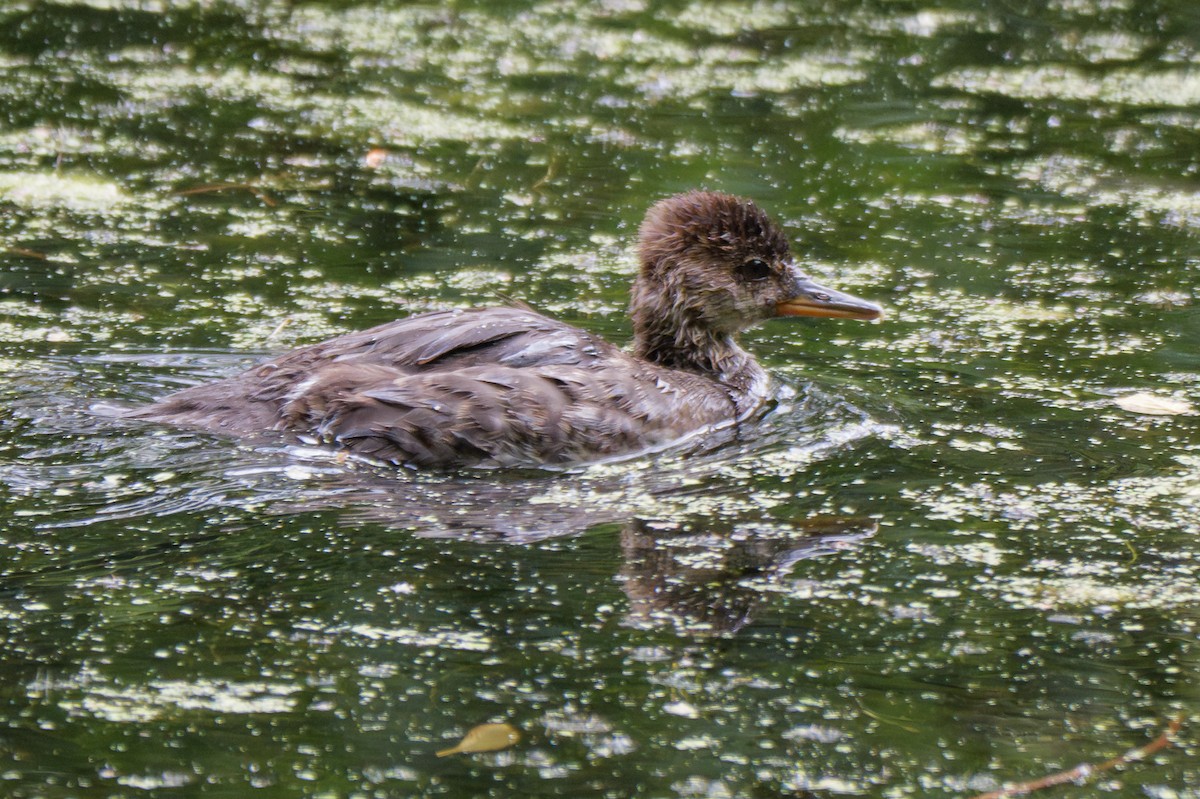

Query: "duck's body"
<box><xmin>138</xmin><ymin>305</ymin><xmax>747</xmax><ymax>467</ymax></box>
<box><xmin>133</xmin><ymin>192</ymin><xmax>882</xmax><ymax>468</ymax></box>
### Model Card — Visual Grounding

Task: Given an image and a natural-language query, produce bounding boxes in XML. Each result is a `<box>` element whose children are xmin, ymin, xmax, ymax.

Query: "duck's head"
<box><xmin>632</xmin><ymin>191</ymin><xmax>883</xmax><ymax>340</ymax></box>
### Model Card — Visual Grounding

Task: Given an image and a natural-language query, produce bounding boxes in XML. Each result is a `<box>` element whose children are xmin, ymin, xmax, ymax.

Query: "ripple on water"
<box><xmin>0</xmin><ymin>352</ymin><xmax>888</xmax><ymax>544</ymax></box>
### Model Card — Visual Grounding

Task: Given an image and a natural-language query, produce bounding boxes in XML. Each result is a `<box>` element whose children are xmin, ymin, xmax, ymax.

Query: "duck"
<box><xmin>132</xmin><ymin>191</ymin><xmax>883</xmax><ymax>468</ymax></box>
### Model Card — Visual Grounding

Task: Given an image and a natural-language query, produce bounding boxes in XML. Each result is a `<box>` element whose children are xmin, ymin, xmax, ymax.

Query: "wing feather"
<box><xmin>135</xmin><ymin>305</ymin><xmax>736</xmax><ymax>466</ymax></box>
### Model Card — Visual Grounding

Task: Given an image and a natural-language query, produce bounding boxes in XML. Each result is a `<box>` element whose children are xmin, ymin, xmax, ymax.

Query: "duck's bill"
<box><xmin>776</xmin><ymin>276</ymin><xmax>884</xmax><ymax>321</ymax></box>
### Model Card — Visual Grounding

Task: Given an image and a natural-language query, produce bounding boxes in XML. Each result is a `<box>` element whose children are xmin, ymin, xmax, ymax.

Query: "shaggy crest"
<box><xmin>637</xmin><ymin>191</ymin><xmax>791</xmax><ymax>275</ymax></box>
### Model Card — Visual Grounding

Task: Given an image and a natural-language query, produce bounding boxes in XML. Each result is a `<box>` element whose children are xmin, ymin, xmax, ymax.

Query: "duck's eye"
<box><xmin>736</xmin><ymin>258</ymin><xmax>772</xmax><ymax>282</ymax></box>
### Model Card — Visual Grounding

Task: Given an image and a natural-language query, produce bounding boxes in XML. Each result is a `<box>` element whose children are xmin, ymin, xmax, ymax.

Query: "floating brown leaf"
<box><xmin>435</xmin><ymin>722</ymin><xmax>520</xmax><ymax>757</ymax></box>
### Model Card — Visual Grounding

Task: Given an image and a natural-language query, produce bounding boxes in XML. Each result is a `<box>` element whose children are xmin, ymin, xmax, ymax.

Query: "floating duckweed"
<box><xmin>933</xmin><ymin>65</ymin><xmax>1200</xmax><ymax>107</ymax></box>
<box><xmin>0</xmin><ymin>171</ymin><xmax>130</xmax><ymax>212</ymax></box>
<box><xmin>346</xmin><ymin>624</ymin><xmax>493</xmax><ymax>652</ymax></box>
<box><xmin>993</xmin><ymin>573</ymin><xmax>1200</xmax><ymax>611</ymax></box>
<box><xmin>1010</xmin><ymin>155</ymin><xmax>1200</xmax><ymax>227</ymax></box>
<box><xmin>306</xmin><ymin>96</ymin><xmax>534</xmax><ymax>145</ymax></box>
<box><xmin>73</xmin><ymin>678</ymin><xmax>301</xmax><ymax>722</ymax></box>
<box><xmin>110</xmin><ymin>65</ymin><xmax>299</xmax><ymax>107</ymax></box>
<box><xmin>834</xmin><ymin>122</ymin><xmax>985</xmax><ymax>155</ymax></box>
<box><xmin>851</xmin><ymin>9</ymin><xmax>997</xmax><ymax>37</ymax></box>
<box><xmin>626</xmin><ymin>49</ymin><xmax>869</xmax><ymax>100</ymax></box>
<box><xmin>674</xmin><ymin>1</ymin><xmax>797</xmax><ymax>35</ymax></box>
<box><xmin>1060</xmin><ymin>30</ymin><xmax>1151</xmax><ymax>63</ymax></box>
<box><xmin>36</xmin><ymin>0</ymin><xmax>178</xmax><ymax>10</ymax></box>
<box><xmin>1049</xmin><ymin>0</ymin><xmax>1134</xmax><ymax>14</ymax></box>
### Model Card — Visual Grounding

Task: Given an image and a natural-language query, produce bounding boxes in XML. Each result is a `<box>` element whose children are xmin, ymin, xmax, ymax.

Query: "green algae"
<box><xmin>1</xmin><ymin>1</ymin><xmax>1199</xmax><ymax>798</ymax></box>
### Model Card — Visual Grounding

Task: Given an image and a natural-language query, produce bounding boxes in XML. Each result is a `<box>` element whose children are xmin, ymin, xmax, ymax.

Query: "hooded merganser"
<box><xmin>133</xmin><ymin>191</ymin><xmax>883</xmax><ymax>468</ymax></box>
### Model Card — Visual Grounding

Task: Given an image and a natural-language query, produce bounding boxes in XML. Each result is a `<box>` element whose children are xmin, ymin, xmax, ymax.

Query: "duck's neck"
<box><xmin>630</xmin><ymin>280</ymin><xmax>768</xmax><ymax>410</ymax></box>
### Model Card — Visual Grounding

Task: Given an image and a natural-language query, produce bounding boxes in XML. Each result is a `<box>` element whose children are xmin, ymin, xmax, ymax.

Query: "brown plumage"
<box><xmin>131</xmin><ymin>191</ymin><xmax>882</xmax><ymax>468</ymax></box>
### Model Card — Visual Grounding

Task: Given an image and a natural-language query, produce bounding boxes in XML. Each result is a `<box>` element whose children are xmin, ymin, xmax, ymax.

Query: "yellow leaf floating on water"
<box><xmin>1113</xmin><ymin>392</ymin><xmax>1195</xmax><ymax>416</ymax></box>
<box><xmin>436</xmin><ymin>722</ymin><xmax>520</xmax><ymax>757</ymax></box>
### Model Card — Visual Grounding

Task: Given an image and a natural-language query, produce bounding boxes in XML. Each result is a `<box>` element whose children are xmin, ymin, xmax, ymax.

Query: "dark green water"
<box><xmin>2</xmin><ymin>1</ymin><xmax>1198</xmax><ymax>797</ymax></box>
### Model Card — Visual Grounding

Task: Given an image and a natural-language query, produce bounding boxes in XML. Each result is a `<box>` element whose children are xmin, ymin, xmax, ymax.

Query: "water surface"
<box><xmin>1</xmin><ymin>1</ymin><xmax>1198</xmax><ymax>797</ymax></box>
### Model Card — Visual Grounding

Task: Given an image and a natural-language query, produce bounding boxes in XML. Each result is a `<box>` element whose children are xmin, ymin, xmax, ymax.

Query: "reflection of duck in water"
<box><xmin>619</xmin><ymin>516</ymin><xmax>876</xmax><ymax>635</ymax></box>
<box><xmin>134</xmin><ymin>192</ymin><xmax>882</xmax><ymax>468</ymax></box>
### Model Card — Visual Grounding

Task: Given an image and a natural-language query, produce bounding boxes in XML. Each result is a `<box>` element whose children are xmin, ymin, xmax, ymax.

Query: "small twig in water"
<box><xmin>4</xmin><ymin>247</ymin><xmax>48</xmax><ymax>260</ymax></box>
<box><xmin>264</xmin><ymin>317</ymin><xmax>292</xmax><ymax>344</ymax></box>
<box><xmin>968</xmin><ymin>716</ymin><xmax>1184</xmax><ymax>799</ymax></box>
<box><xmin>855</xmin><ymin>698</ymin><xmax>919</xmax><ymax>733</ymax></box>
<box><xmin>530</xmin><ymin>158</ymin><xmax>556</xmax><ymax>193</ymax></box>
<box><xmin>176</xmin><ymin>182</ymin><xmax>277</xmax><ymax>207</ymax></box>
<box><xmin>1122</xmin><ymin>540</ymin><xmax>1138</xmax><ymax>565</ymax></box>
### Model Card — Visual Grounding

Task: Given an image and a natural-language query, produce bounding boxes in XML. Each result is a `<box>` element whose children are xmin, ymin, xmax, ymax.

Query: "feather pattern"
<box><xmin>136</xmin><ymin>307</ymin><xmax>735</xmax><ymax>467</ymax></box>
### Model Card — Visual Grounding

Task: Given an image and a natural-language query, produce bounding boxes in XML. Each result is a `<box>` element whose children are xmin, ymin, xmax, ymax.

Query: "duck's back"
<box><xmin>133</xmin><ymin>307</ymin><xmax>737</xmax><ymax>468</ymax></box>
